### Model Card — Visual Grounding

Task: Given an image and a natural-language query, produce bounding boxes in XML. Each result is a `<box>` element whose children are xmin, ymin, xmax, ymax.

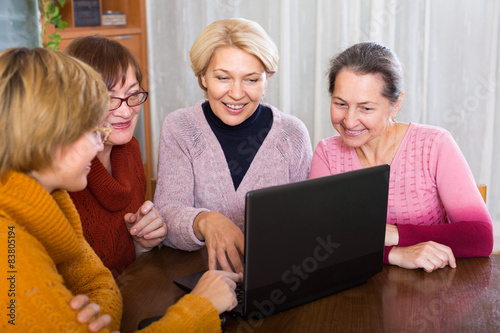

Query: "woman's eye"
<box><xmin>217</xmin><ymin>76</ymin><xmax>229</xmax><ymax>81</ymax></box>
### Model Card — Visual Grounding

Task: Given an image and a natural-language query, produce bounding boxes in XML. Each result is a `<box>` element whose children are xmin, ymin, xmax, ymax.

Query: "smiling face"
<box><xmin>105</xmin><ymin>66</ymin><xmax>141</xmax><ymax>147</ymax></box>
<box><xmin>32</xmin><ymin>130</ymin><xmax>104</xmax><ymax>193</ymax></box>
<box><xmin>201</xmin><ymin>46</ymin><xmax>268</xmax><ymax>126</ymax></box>
<box><xmin>330</xmin><ymin>69</ymin><xmax>401</xmax><ymax>148</ymax></box>
<box><xmin>53</xmin><ymin>131</ymin><xmax>104</xmax><ymax>191</ymax></box>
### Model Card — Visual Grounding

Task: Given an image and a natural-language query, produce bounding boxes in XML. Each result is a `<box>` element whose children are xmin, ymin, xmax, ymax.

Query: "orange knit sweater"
<box><xmin>0</xmin><ymin>172</ymin><xmax>221</xmax><ymax>332</ymax></box>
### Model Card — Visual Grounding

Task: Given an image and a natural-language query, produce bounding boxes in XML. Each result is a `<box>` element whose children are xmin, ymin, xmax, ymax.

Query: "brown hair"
<box><xmin>190</xmin><ymin>18</ymin><xmax>279</xmax><ymax>92</ymax></box>
<box><xmin>0</xmin><ymin>47</ymin><xmax>108</xmax><ymax>177</ymax></box>
<box><xmin>328</xmin><ymin>42</ymin><xmax>404</xmax><ymax>103</ymax></box>
<box><xmin>64</xmin><ymin>35</ymin><xmax>143</xmax><ymax>90</ymax></box>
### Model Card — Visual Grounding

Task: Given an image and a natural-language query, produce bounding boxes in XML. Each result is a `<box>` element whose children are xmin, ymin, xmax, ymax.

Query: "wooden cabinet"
<box><xmin>45</xmin><ymin>0</ymin><xmax>153</xmax><ymax>200</ymax></box>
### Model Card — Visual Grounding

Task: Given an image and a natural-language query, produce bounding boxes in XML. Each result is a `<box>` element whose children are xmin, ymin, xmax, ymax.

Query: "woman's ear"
<box><xmin>391</xmin><ymin>91</ymin><xmax>405</xmax><ymax>118</ymax></box>
<box><xmin>201</xmin><ymin>74</ymin><xmax>207</xmax><ymax>89</ymax></box>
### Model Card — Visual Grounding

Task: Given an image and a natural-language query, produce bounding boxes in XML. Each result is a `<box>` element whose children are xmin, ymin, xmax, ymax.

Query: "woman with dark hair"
<box><xmin>65</xmin><ymin>36</ymin><xmax>167</xmax><ymax>277</ymax></box>
<box><xmin>310</xmin><ymin>42</ymin><xmax>493</xmax><ymax>273</ymax></box>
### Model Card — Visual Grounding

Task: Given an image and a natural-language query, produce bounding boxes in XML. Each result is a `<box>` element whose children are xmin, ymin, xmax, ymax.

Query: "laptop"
<box><xmin>173</xmin><ymin>164</ymin><xmax>390</xmax><ymax>320</ymax></box>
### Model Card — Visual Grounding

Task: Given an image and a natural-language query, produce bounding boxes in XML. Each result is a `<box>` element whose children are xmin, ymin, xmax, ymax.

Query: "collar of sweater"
<box><xmin>85</xmin><ymin>142</ymin><xmax>135</xmax><ymax>211</ymax></box>
<box><xmin>0</xmin><ymin>171</ymin><xmax>84</xmax><ymax>263</ymax></box>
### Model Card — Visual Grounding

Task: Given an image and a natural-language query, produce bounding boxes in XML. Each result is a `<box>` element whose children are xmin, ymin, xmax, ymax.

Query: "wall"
<box><xmin>0</xmin><ymin>0</ymin><xmax>40</xmax><ymax>50</ymax></box>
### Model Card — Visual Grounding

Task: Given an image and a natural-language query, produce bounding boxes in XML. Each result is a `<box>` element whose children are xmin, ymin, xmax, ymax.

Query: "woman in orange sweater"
<box><xmin>0</xmin><ymin>47</ymin><xmax>240</xmax><ymax>332</ymax></box>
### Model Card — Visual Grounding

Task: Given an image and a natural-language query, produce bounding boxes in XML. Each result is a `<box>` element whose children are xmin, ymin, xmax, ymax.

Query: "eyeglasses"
<box><xmin>91</xmin><ymin>122</ymin><xmax>112</xmax><ymax>144</ymax></box>
<box><xmin>109</xmin><ymin>91</ymin><xmax>148</xmax><ymax>111</ymax></box>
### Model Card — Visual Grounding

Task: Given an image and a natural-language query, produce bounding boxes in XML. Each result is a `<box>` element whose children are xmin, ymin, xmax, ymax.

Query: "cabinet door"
<box><xmin>107</xmin><ymin>34</ymin><xmax>143</xmax><ymax>66</ymax></box>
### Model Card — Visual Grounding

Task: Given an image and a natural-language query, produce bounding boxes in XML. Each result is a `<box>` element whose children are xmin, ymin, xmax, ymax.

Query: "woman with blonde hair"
<box><xmin>155</xmin><ymin>18</ymin><xmax>313</xmax><ymax>273</ymax></box>
<box><xmin>0</xmin><ymin>46</ymin><xmax>122</xmax><ymax>331</ymax></box>
<box><xmin>0</xmin><ymin>47</ymin><xmax>241</xmax><ymax>332</ymax></box>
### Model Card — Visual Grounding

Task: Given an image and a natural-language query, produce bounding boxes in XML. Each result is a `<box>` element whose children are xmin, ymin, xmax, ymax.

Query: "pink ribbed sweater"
<box><xmin>155</xmin><ymin>100</ymin><xmax>313</xmax><ymax>251</ymax></box>
<box><xmin>310</xmin><ymin>123</ymin><xmax>493</xmax><ymax>264</ymax></box>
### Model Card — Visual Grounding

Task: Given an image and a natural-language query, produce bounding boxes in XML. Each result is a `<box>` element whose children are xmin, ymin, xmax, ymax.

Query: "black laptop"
<box><xmin>173</xmin><ymin>164</ymin><xmax>390</xmax><ymax>320</ymax></box>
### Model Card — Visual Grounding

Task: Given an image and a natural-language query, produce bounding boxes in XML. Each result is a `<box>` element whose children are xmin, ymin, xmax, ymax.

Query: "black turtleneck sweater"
<box><xmin>202</xmin><ymin>101</ymin><xmax>273</xmax><ymax>190</ymax></box>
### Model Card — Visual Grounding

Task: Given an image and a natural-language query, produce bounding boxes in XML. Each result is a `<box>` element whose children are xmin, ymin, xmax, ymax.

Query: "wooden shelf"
<box><xmin>44</xmin><ymin>0</ymin><xmax>153</xmax><ymax>200</ymax></box>
<box><xmin>57</xmin><ymin>26</ymin><xmax>141</xmax><ymax>42</ymax></box>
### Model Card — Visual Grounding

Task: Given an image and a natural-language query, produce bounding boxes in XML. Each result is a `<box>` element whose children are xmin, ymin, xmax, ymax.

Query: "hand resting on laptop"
<box><xmin>191</xmin><ymin>270</ymin><xmax>243</xmax><ymax>314</ymax></box>
<box><xmin>138</xmin><ymin>269</ymin><xmax>242</xmax><ymax>330</ymax></box>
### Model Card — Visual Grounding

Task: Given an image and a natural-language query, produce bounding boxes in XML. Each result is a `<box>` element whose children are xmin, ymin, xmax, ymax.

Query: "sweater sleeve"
<box><xmin>0</xmin><ymin>219</ymin><xmax>119</xmax><ymax>332</ymax></box>
<box><xmin>57</xmin><ymin>240</ymin><xmax>123</xmax><ymax>331</ymax></box>
<box><xmin>139</xmin><ymin>294</ymin><xmax>221</xmax><ymax>333</ymax></box>
<box><xmin>284</xmin><ymin>115</ymin><xmax>313</xmax><ymax>182</ymax></box>
<box><xmin>396</xmin><ymin>130</ymin><xmax>493</xmax><ymax>257</ymax></box>
<box><xmin>155</xmin><ymin>111</ymin><xmax>208</xmax><ymax>251</ymax></box>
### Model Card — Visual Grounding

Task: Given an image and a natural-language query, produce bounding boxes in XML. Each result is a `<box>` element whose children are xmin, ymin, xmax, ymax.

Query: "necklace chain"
<box><xmin>391</xmin><ymin>121</ymin><xmax>397</xmax><ymax>164</ymax></box>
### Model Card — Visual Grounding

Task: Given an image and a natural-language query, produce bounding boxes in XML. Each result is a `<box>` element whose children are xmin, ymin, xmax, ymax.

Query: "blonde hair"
<box><xmin>0</xmin><ymin>47</ymin><xmax>109</xmax><ymax>178</ymax></box>
<box><xmin>190</xmin><ymin>18</ymin><xmax>279</xmax><ymax>92</ymax></box>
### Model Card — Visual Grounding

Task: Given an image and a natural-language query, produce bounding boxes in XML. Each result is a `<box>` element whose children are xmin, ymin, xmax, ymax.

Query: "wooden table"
<box><xmin>116</xmin><ymin>247</ymin><xmax>500</xmax><ymax>332</ymax></box>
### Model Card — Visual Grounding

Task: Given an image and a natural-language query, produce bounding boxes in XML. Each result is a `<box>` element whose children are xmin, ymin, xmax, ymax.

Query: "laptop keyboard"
<box><xmin>236</xmin><ymin>283</ymin><xmax>244</xmax><ymax>304</ymax></box>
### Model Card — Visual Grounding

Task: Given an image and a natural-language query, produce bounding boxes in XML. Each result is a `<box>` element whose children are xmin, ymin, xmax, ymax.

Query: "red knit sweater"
<box><xmin>70</xmin><ymin>137</ymin><xmax>146</xmax><ymax>277</ymax></box>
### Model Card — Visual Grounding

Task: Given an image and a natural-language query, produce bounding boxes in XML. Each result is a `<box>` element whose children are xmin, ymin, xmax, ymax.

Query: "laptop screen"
<box><xmin>173</xmin><ymin>164</ymin><xmax>390</xmax><ymax>319</ymax></box>
<box><xmin>242</xmin><ymin>164</ymin><xmax>389</xmax><ymax>317</ymax></box>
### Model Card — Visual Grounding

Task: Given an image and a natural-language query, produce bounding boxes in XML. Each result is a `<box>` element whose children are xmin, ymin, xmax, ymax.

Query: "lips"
<box><xmin>223</xmin><ymin>102</ymin><xmax>247</xmax><ymax>114</ymax></box>
<box><xmin>225</xmin><ymin>103</ymin><xmax>245</xmax><ymax>110</ymax></box>
<box><xmin>344</xmin><ymin>127</ymin><xmax>366</xmax><ymax>137</ymax></box>
<box><xmin>112</xmin><ymin>121</ymin><xmax>131</xmax><ymax>130</ymax></box>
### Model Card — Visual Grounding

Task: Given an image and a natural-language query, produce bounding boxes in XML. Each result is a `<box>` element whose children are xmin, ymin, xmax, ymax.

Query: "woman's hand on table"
<box><xmin>125</xmin><ymin>200</ymin><xmax>167</xmax><ymax>251</ymax></box>
<box><xmin>191</xmin><ymin>270</ymin><xmax>243</xmax><ymax>314</ymax></box>
<box><xmin>388</xmin><ymin>241</ymin><xmax>457</xmax><ymax>273</ymax></box>
<box><xmin>193</xmin><ymin>211</ymin><xmax>245</xmax><ymax>273</ymax></box>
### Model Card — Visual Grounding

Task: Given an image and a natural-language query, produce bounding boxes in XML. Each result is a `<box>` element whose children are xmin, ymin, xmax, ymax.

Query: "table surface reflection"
<box><xmin>116</xmin><ymin>247</ymin><xmax>500</xmax><ymax>332</ymax></box>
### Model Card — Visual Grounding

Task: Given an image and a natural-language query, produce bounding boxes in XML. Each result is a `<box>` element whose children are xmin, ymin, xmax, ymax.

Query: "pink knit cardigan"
<box><xmin>310</xmin><ymin>123</ymin><xmax>493</xmax><ymax>264</ymax></box>
<box><xmin>155</xmin><ymin>100</ymin><xmax>313</xmax><ymax>251</ymax></box>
